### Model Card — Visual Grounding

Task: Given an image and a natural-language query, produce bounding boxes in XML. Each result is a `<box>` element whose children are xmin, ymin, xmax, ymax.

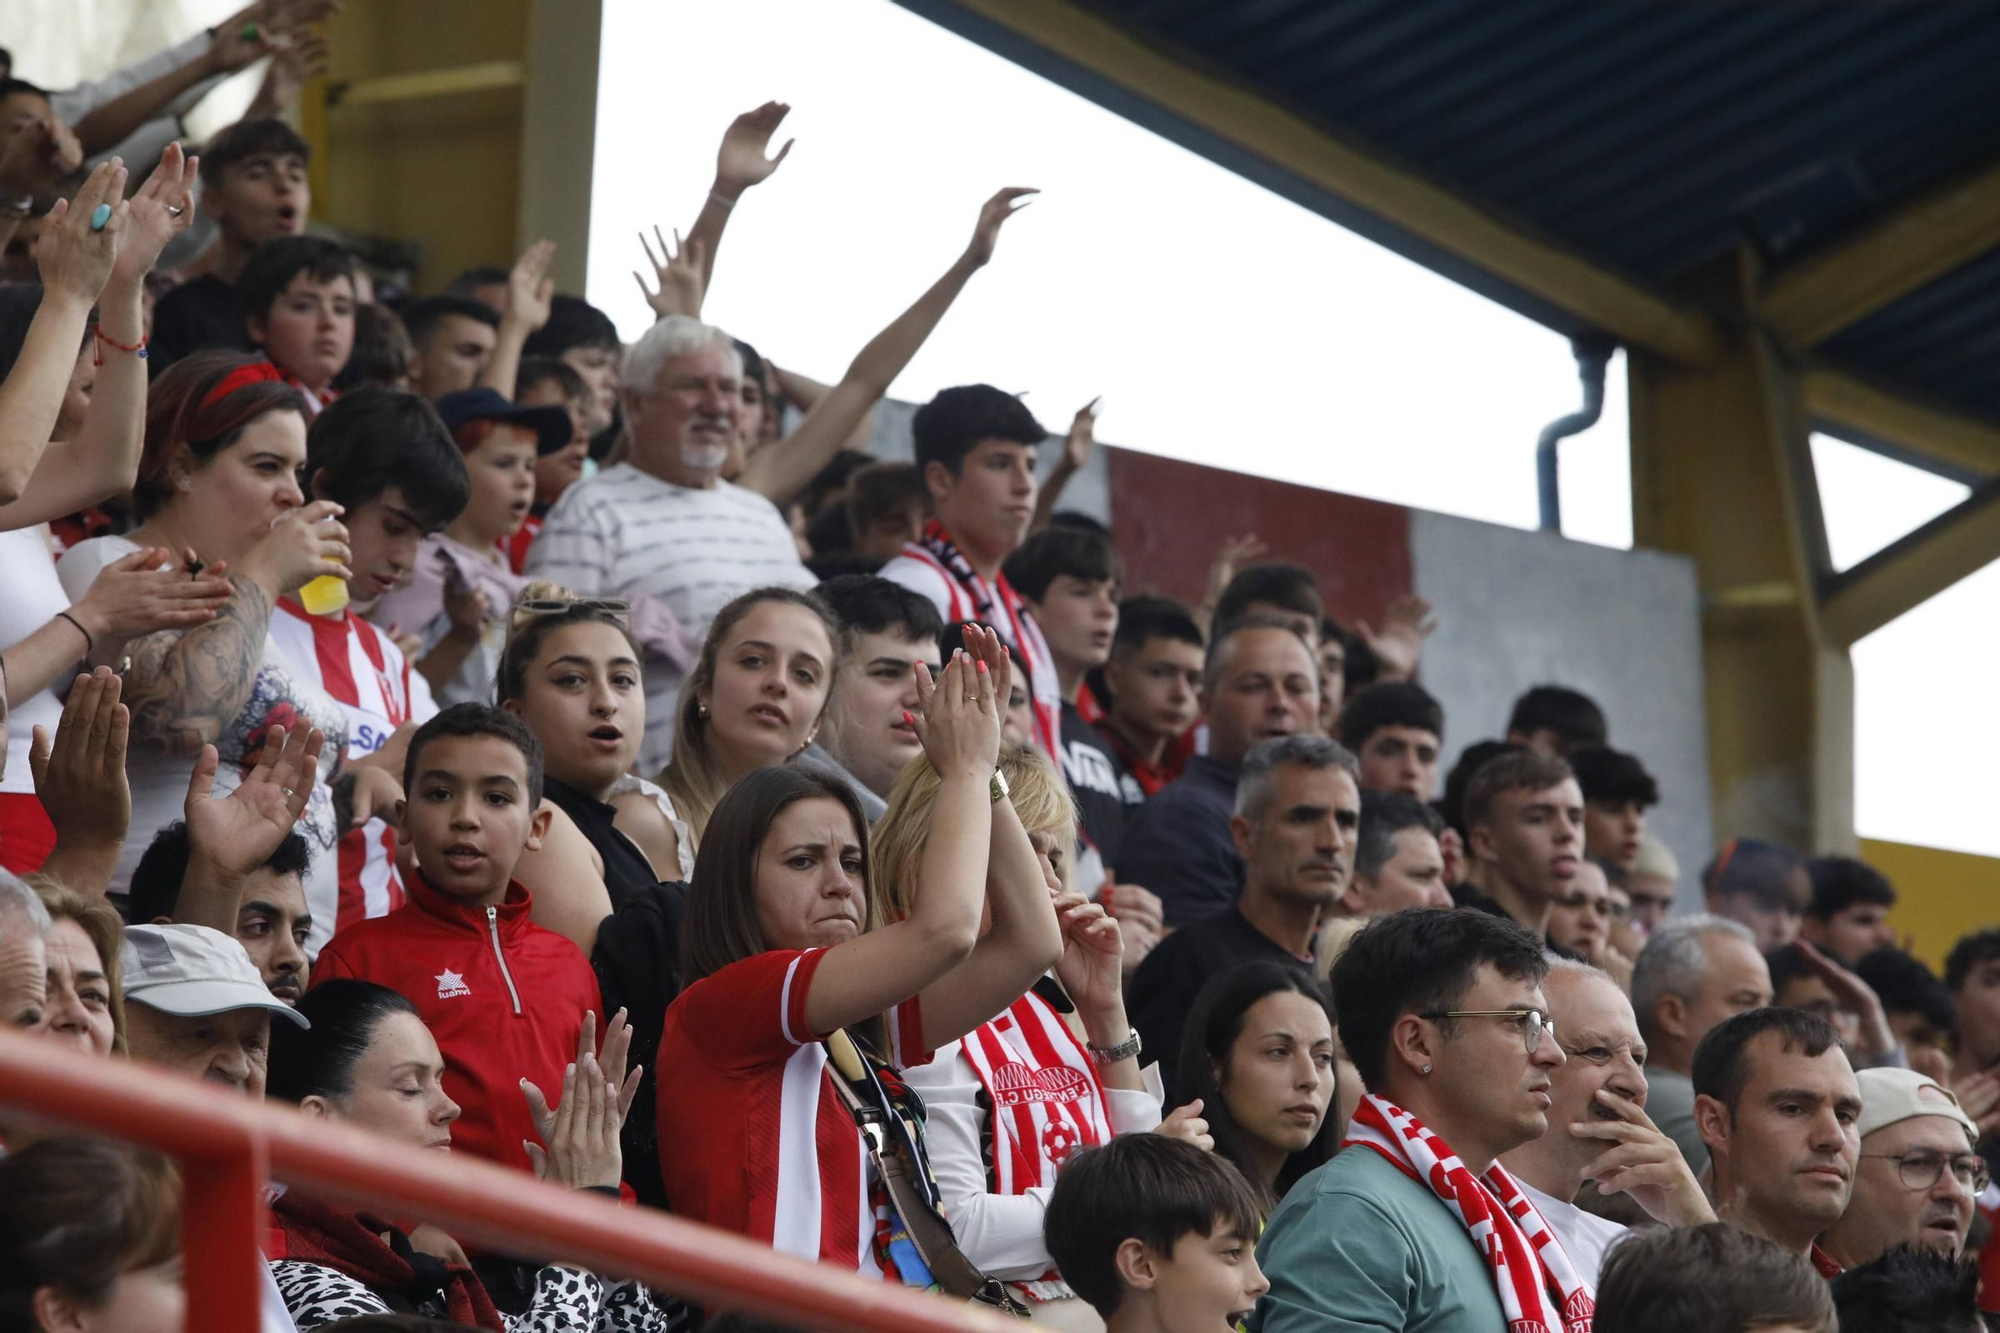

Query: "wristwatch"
<box><xmin>1086</xmin><ymin>1027</ymin><xmax>1142</xmax><ymax>1066</ymax></box>
<box><xmin>989</xmin><ymin>767</ymin><xmax>1010</xmax><ymax>804</ymax></box>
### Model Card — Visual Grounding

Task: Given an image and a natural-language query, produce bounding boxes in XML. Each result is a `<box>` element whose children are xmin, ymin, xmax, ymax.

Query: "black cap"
<box><xmin>434</xmin><ymin>387</ymin><xmax>572</xmax><ymax>456</ymax></box>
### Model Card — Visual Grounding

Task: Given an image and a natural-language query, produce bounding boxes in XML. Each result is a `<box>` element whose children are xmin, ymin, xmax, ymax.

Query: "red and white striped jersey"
<box><xmin>879</xmin><ymin>525</ymin><xmax>1060</xmax><ymax>759</ymax></box>
<box><xmin>656</xmin><ymin>948</ymin><xmax>929</xmax><ymax>1274</ymax></box>
<box><xmin>271</xmin><ymin>597</ymin><xmax>438</xmax><ymax>937</ymax></box>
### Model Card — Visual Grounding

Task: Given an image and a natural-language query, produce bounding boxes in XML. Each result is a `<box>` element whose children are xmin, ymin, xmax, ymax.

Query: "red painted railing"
<box><xmin>0</xmin><ymin>1029</ymin><xmax>1007</xmax><ymax>1333</ymax></box>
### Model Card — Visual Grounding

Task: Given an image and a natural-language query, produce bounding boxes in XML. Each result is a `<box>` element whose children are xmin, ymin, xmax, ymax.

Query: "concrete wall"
<box><xmin>1409</xmin><ymin>510</ymin><xmax>1714</xmax><ymax>907</ymax></box>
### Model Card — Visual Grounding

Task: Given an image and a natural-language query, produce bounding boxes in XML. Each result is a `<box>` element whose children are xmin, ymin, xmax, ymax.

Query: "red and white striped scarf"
<box><xmin>1346</xmin><ymin>1094</ymin><xmax>1593</xmax><ymax>1333</ymax></box>
<box><xmin>903</xmin><ymin>520</ymin><xmax>1060</xmax><ymax>758</ymax></box>
<box><xmin>959</xmin><ymin>987</ymin><xmax>1110</xmax><ymax>1301</ymax></box>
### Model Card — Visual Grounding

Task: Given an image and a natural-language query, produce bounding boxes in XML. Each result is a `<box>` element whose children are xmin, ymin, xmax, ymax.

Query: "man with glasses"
<box><xmin>1692</xmin><ymin>1007</ymin><xmax>1861</xmax><ymax>1272</ymax></box>
<box><xmin>1820</xmin><ymin>1068</ymin><xmax>1984</xmax><ymax>1267</ymax></box>
<box><xmin>1499</xmin><ymin>958</ymin><xmax>1712</xmax><ymax>1283</ymax></box>
<box><xmin>1254</xmin><ymin>909</ymin><xmax>1588</xmax><ymax>1333</ymax></box>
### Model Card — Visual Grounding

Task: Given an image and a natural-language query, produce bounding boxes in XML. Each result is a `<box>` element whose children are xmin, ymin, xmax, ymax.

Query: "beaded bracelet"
<box><xmin>93</xmin><ymin>326</ymin><xmax>149</xmax><ymax>368</ymax></box>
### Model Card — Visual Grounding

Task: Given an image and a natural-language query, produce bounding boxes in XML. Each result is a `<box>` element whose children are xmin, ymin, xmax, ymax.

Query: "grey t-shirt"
<box><xmin>1646</xmin><ymin>1067</ymin><xmax>1708</xmax><ymax>1174</ymax></box>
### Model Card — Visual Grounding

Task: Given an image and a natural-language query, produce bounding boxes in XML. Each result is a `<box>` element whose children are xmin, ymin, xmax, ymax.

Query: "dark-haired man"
<box><xmin>273</xmin><ymin>387</ymin><xmax>468</xmax><ymax>938</ymax></box>
<box><xmin>1831</xmin><ymin>1246</ymin><xmax>1985</xmax><ymax>1333</ymax></box>
<box><xmin>1007</xmin><ymin>524</ymin><xmax>1142</xmax><ymax>872</ymax></box>
<box><xmin>130</xmin><ymin>821</ymin><xmax>315</xmax><ymax>1003</ymax></box>
<box><xmin>523</xmin><ymin>293</ymin><xmax>623</xmax><ymax>445</ymax></box>
<box><xmin>1339</xmin><ymin>680</ymin><xmax>1443</xmax><ymax>801</ymax></box>
<box><xmin>881</xmin><ymin>383</ymin><xmax>1060</xmax><ymax>756</ymax></box>
<box><xmin>1117</xmin><ymin>619</ymin><xmax>1319</xmax><ymax>927</ymax></box>
<box><xmin>1212</xmin><ymin>563</ymin><xmax>1322</xmax><ymax>650</ymax></box>
<box><xmin>1855</xmin><ymin>947</ymin><xmax>1957</xmax><ymax>1061</ymax></box>
<box><xmin>1097</xmin><ymin>595</ymin><xmax>1204</xmax><ymax>798</ymax></box>
<box><xmin>1460</xmin><ymin>749</ymin><xmax>1584</xmax><ymax>940</ymax></box>
<box><xmin>1506</xmin><ymin>684</ymin><xmax>1607</xmax><ymax>757</ymax></box>
<box><xmin>1704</xmin><ymin>837</ymin><xmax>1810</xmax><ymax>950</ymax></box>
<box><xmin>1128</xmin><ymin>735</ymin><xmax>1358</xmax><ymax>1090</ymax></box>
<box><xmin>402</xmin><ymin>295</ymin><xmax>501</xmax><ymax>402</ymax></box>
<box><xmin>1800</xmin><ymin>855</ymin><xmax>1898</xmax><ymax>964</ymax></box>
<box><xmin>1336</xmin><ymin>790</ymin><xmax>1449</xmax><ymax>916</ymax></box>
<box><xmin>1943</xmin><ymin>928</ymin><xmax>2000</xmax><ymax>1180</ymax></box>
<box><xmin>1693</xmin><ymin>1007</ymin><xmax>1861</xmax><ymax>1268</ymax></box>
<box><xmin>152</xmin><ymin>117</ymin><xmax>311</xmax><ymax>366</ymax></box>
<box><xmin>236</xmin><ymin>234</ymin><xmax>358</xmax><ymax>413</ymax></box>
<box><xmin>1568</xmin><ymin>745</ymin><xmax>1657</xmax><ymax>873</ymax></box>
<box><xmin>806</xmin><ymin>575</ymin><xmax>944</xmax><ymax>821</ymax></box>
<box><xmin>1254</xmin><ymin>909</ymin><xmax>1581</xmax><ymax>1333</ymax></box>
<box><xmin>1595</xmin><ymin>1224</ymin><xmax>1836</xmax><ymax>1333</ymax></box>
<box><xmin>1765</xmin><ymin>941</ymin><xmax>1902</xmax><ymax>1069</ymax></box>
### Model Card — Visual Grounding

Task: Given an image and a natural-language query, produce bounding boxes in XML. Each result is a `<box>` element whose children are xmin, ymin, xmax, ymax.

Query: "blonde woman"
<box><xmin>614</xmin><ymin>586</ymin><xmax>837</xmax><ymax>877</ymax></box>
<box><xmin>876</xmin><ymin>743</ymin><xmax>1207</xmax><ymax>1329</ymax></box>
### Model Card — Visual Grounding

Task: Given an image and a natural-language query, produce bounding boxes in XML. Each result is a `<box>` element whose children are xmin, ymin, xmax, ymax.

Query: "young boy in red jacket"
<box><xmin>312</xmin><ymin>703</ymin><xmax>605</xmax><ymax>1175</ymax></box>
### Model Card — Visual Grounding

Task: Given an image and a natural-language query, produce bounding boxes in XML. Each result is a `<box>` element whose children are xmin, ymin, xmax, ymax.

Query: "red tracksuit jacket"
<box><xmin>311</xmin><ymin>872</ymin><xmax>601</xmax><ymax>1174</ymax></box>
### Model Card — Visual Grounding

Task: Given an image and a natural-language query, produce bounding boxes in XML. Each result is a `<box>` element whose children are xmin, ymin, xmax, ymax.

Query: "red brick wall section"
<box><xmin>1103</xmin><ymin>446</ymin><xmax>1413</xmax><ymax>629</ymax></box>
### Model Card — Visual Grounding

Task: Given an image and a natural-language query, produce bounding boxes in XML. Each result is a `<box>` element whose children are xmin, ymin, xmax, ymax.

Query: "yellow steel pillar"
<box><xmin>1629</xmin><ymin>257</ymin><xmax>1854</xmax><ymax>856</ymax></box>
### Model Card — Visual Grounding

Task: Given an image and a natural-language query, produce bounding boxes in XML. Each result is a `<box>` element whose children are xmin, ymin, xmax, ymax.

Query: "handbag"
<box><xmin>823</xmin><ymin>1028</ymin><xmax>1032</xmax><ymax>1318</ymax></box>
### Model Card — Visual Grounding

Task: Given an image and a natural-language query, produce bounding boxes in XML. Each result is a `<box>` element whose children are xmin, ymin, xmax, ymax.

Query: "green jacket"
<box><xmin>1250</xmin><ymin>1147</ymin><xmax>1507</xmax><ymax>1333</ymax></box>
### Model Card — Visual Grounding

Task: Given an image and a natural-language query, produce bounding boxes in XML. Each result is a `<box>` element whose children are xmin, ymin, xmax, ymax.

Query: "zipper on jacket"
<box><xmin>487</xmin><ymin>905</ymin><xmax>522</xmax><ymax>1015</ymax></box>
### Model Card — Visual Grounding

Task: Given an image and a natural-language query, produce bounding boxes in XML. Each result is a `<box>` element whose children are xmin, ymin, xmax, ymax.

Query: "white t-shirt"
<box><xmin>0</xmin><ymin>526</ymin><xmax>74</xmax><ymax>794</ymax></box>
<box><xmin>58</xmin><ymin>538</ymin><xmax>350</xmax><ymax>955</ymax></box>
<box><xmin>525</xmin><ymin>464</ymin><xmax>815</xmax><ymax>772</ymax></box>
<box><xmin>1516</xmin><ymin>1178</ymin><xmax>1631</xmax><ymax>1287</ymax></box>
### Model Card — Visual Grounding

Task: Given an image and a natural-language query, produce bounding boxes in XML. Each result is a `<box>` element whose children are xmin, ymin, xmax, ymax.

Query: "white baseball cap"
<box><xmin>1854</xmin><ymin>1067</ymin><xmax>1976</xmax><ymax>1145</ymax></box>
<box><xmin>120</xmin><ymin>924</ymin><xmax>309</xmax><ymax>1028</ymax></box>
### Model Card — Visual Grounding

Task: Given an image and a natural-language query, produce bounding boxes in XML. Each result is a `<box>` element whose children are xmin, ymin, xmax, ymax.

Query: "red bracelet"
<box><xmin>92</xmin><ymin>326</ymin><xmax>149</xmax><ymax>367</ymax></box>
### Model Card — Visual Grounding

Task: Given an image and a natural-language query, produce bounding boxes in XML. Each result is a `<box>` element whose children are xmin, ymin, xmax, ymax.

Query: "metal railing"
<box><xmin>0</xmin><ymin>1028</ymin><xmax>1007</xmax><ymax>1333</ymax></box>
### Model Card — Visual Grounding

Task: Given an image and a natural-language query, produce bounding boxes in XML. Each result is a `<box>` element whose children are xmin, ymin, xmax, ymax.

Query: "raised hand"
<box><xmin>713</xmin><ymin>101</ymin><xmax>794</xmax><ymax>197</ymax></box>
<box><xmin>633</xmin><ymin>226</ymin><xmax>706</xmax><ymax>320</ymax></box>
<box><xmin>253</xmin><ymin>28</ymin><xmax>332</xmax><ymax>119</ymax></box>
<box><xmin>959</xmin><ymin>621</ymin><xmax>1013</xmax><ymax>722</ymax></box>
<box><xmin>204</xmin><ymin>17</ymin><xmax>281</xmax><ymax>76</ymax></box>
<box><xmin>38</xmin><ymin>160</ymin><xmax>130</xmax><ymax>307</ymax></box>
<box><xmin>524</xmin><ymin>1010</ymin><xmax>643</xmax><ymax>1144</ymax></box>
<box><xmin>185</xmin><ymin>722</ymin><xmax>325</xmax><ymax>881</ymax></box>
<box><xmin>521</xmin><ymin>1052</ymin><xmax>623</xmax><ymax>1190</ymax></box>
<box><xmin>29</xmin><ymin>668</ymin><xmax>132</xmax><ymax>859</ymax></box>
<box><xmin>71</xmin><ymin>546</ymin><xmax>235</xmax><ymax>644</ymax></box>
<box><xmin>1572</xmin><ymin>1086</ymin><xmax>1714</xmax><ymax>1226</ymax></box>
<box><xmin>963</xmin><ymin>187</ymin><xmax>1037</xmax><ymax>269</ymax></box>
<box><xmin>1061</xmin><ymin>398</ymin><xmax>1100</xmax><ymax>472</ymax></box>
<box><xmin>110</xmin><ymin>144</ymin><xmax>198</xmax><ymax>287</ymax></box>
<box><xmin>907</xmin><ymin>647</ymin><xmax>1001</xmax><ymax>781</ymax></box>
<box><xmin>504</xmin><ymin>239</ymin><xmax>556</xmax><ymax>332</ymax></box>
<box><xmin>1792</xmin><ymin>940</ymin><xmax>1895</xmax><ymax>1057</ymax></box>
<box><xmin>241</xmin><ymin>499</ymin><xmax>350</xmax><ymax>594</ymax></box>
<box><xmin>1158</xmin><ymin>1099</ymin><xmax>1214</xmax><ymax>1151</ymax></box>
<box><xmin>1205</xmin><ymin>534</ymin><xmax>1268</xmax><ymax>608</ymax></box>
<box><xmin>1354</xmin><ymin>595</ymin><xmax>1437</xmax><ymax>683</ymax></box>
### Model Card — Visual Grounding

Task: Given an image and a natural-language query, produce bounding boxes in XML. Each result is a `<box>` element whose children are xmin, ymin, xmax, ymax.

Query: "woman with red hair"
<box><xmin>57</xmin><ymin>350</ymin><xmax>355</xmax><ymax>949</ymax></box>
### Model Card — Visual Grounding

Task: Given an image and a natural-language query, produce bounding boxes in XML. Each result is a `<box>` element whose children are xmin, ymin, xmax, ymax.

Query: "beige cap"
<box><xmin>1855</xmin><ymin>1067</ymin><xmax>1977</xmax><ymax>1145</ymax></box>
<box><xmin>1632</xmin><ymin>834</ymin><xmax>1679</xmax><ymax>881</ymax></box>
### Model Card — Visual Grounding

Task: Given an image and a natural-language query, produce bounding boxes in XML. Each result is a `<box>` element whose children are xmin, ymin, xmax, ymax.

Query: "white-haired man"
<box><xmin>0</xmin><ymin>870</ymin><xmax>50</xmax><ymax>1032</ymax></box>
<box><xmin>1498</xmin><ymin>958</ymin><xmax>1712</xmax><ymax>1283</ymax></box>
<box><xmin>527</xmin><ymin>315</ymin><xmax>815</xmax><ymax>769</ymax></box>
<box><xmin>1629</xmin><ymin>911</ymin><xmax>1773</xmax><ymax>1171</ymax></box>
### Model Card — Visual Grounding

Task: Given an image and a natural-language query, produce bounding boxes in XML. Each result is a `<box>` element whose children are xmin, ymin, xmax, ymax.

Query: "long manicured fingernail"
<box><xmin>902</xmin><ymin>711</ymin><xmax>914</xmax><ymax>726</ymax></box>
<box><xmin>976</xmin><ymin>660</ymin><xmax>988</xmax><ymax>674</ymax></box>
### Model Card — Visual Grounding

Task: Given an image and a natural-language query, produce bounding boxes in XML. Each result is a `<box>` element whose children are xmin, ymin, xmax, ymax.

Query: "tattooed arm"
<box><xmin>118</xmin><ymin>576</ymin><xmax>275</xmax><ymax>757</ymax></box>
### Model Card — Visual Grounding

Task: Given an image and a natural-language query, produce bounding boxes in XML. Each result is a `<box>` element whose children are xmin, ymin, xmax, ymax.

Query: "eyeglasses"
<box><xmin>1861</xmin><ymin>1151</ymin><xmax>1990</xmax><ymax>1193</ymax></box>
<box><xmin>1420</xmin><ymin>1008</ymin><xmax>1554</xmax><ymax>1055</ymax></box>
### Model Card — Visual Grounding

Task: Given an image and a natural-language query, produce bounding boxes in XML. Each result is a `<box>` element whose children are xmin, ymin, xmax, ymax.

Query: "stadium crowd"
<box><xmin>0</xmin><ymin>7</ymin><xmax>1997</xmax><ymax>1333</ymax></box>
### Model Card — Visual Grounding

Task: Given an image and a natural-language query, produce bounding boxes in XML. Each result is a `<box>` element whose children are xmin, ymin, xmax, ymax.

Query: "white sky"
<box><xmin>595</xmin><ymin>0</ymin><xmax>2000</xmax><ymax>855</ymax></box>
